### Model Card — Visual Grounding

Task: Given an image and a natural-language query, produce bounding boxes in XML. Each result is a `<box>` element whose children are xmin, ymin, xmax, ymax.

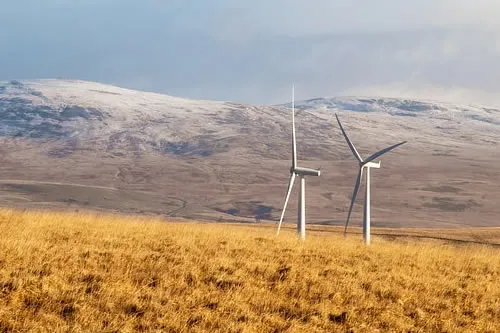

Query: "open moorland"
<box><xmin>0</xmin><ymin>209</ymin><xmax>498</xmax><ymax>332</ymax></box>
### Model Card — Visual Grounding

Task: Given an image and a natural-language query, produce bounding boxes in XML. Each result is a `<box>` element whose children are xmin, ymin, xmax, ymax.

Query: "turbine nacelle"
<box><xmin>362</xmin><ymin>161</ymin><xmax>381</xmax><ymax>169</ymax></box>
<box><xmin>292</xmin><ymin>167</ymin><xmax>321</xmax><ymax>177</ymax></box>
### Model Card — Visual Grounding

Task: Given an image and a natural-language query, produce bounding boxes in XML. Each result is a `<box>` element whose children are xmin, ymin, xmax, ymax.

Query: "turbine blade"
<box><xmin>292</xmin><ymin>85</ymin><xmax>297</xmax><ymax>169</ymax></box>
<box><xmin>277</xmin><ymin>173</ymin><xmax>296</xmax><ymax>235</ymax></box>
<box><xmin>335</xmin><ymin>114</ymin><xmax>363</xmax><ymax>163</ymax></box>
<box><xmin>344</xmin><ymin>167</ymin><xmax>363</xmax><ymax>235</ymax></box>
<box><xmin>364</xmin><ymin>141</ymin><xmax>407</xmax><ymax>163</ymax></box>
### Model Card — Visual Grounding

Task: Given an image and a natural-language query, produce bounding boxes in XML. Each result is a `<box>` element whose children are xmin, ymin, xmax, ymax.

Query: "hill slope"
<box><xmin>0</xmin><ymin>79</ymin><xmax>499</xmax><ymax>227</ymax></box>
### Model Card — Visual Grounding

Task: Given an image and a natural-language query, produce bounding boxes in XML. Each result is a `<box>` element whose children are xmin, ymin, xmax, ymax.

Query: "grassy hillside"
<box><xmin>0</xmin><ymin>209</ymin><xmax>498</xmax><ymax>332</ymax></box>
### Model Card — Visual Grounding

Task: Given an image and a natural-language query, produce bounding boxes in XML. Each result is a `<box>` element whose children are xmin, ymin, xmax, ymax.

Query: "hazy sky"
<box><xmin>2</xmin><ymin>1</ymin><xmax>500</xmax><ymax>104</ymax></box>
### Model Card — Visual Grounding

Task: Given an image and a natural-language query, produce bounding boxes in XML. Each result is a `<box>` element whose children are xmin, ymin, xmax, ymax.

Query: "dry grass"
<box><xmin>0</xmin><ymin>209</ymin><xmax>498</xmax><ymax>332</ymax></box>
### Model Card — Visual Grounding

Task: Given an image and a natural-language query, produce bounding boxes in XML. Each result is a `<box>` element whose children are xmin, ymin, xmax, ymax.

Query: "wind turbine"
<box><xmin>335</xmin><ymin>114</ymin><xmax>406</xmax><ymax>245</ymax></box>
<box><xmin>276</xmin><ymin>86</ymin><xmax>320</xmax><ymax>240</ymax></box>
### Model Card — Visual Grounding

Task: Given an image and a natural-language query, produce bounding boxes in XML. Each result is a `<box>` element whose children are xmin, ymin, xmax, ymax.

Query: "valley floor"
<box><xmin>0</xmin><ymin>209</ymin><xmax>498</xmax><ymax>332</ymax></box>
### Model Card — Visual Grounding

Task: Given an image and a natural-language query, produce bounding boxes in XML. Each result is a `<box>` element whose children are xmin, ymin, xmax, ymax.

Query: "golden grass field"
<box><xmin>0</xmin><ymin>209</ymin><xmax>499</xmax><ymax>332</ymax></box>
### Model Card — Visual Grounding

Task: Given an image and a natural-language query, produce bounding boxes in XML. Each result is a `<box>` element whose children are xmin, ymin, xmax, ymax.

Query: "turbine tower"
<box><xmin>276</xmin><ymin>86</ymin><xmax>320</xmax><ymax>240</ymax></box>
<box><xmin>335</xmin><ymin>114</ymin><xmax>407</xmax><ymax>245</ymax></box>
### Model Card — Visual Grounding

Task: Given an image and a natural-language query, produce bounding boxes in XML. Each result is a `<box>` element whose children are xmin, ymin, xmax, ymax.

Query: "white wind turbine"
<box><xmin>276</xmin><ymin>86</ymin><xmax>320</xmax><ymax>240</ymax></box>
<box><xmin>335</xmin><ymin>114</ymin><xmax>407</xmax><ymax>245</ymax></box>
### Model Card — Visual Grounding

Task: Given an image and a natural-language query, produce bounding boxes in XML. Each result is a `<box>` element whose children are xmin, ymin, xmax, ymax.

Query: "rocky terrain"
<box><xmin>0</xmin><ymin>79</ymin><xmax>499</xmax><ymax>227</ymax></box>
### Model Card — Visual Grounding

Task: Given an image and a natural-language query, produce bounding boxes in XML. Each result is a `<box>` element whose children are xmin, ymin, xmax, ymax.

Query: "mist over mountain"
<box><xmin>4</xmin><ymin>29</ymin><xmax>500</xmax><ymax>105</ymax></box>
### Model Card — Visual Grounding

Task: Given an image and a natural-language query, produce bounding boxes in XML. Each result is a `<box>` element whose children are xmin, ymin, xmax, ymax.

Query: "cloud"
<box><xmin>5</xmin><ymin>1</ymin><xmax>500</xmax><ymax>37</ymax></box>
<box><xmin>2</xmin><ymin>1</ymin><xmax>500</xmax><ymax>105</ymax></box>
<box><xmin>166</xmin><ymin>0</ymin><xmax>500</xmax><ymax>38</ymax></box>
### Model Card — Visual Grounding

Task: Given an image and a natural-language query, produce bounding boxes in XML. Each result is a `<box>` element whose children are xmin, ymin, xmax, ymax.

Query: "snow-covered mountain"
<box><xmin>286</xmin><ymin>96</ymin><xmax>500</xmax><ymax>125</ymax></box>
<box><xmin>0</xmin><ymin>79</ymin><xmax>225</xmax><ymax>146</ymax></box>
<box><xmin>0</xmin><ymin>79</ymin><xmax>499</xmax><ymax>227</ymax></box>
<box><xmin>2</xmin><ymin>79</ymin><xmax>499</xmax><ymax>154</ymax></box>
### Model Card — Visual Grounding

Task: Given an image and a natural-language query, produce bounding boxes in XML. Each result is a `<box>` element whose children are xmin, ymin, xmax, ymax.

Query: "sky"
<box><xmin>2</xmin><ymin>1</ymin><xmax>500</xmax><ymax>105</ymax></box>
